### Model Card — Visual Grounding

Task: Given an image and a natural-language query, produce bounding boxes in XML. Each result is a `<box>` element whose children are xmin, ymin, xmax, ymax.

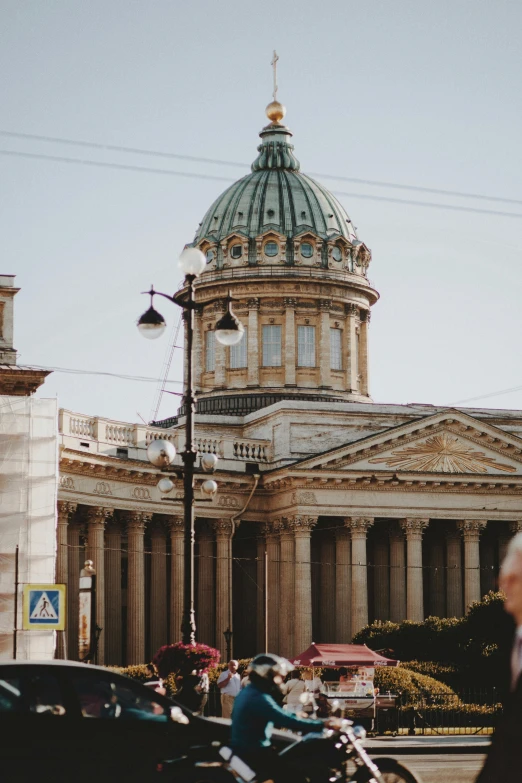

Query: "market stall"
<box><xmin>291</xmin><ymin>643</ymin><xmax>399</xmax><ymax>728</ymax></box>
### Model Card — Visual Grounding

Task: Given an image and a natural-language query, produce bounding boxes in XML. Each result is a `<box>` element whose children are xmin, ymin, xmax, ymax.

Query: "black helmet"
<box><xmin>247</xmin><ymin>654</ymin><xmax>294</xmax><ymax>681</ymax></box>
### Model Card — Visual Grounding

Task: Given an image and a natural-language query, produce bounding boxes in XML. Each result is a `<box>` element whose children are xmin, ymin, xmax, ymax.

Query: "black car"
<box><xmin>0</xmin><ymin>659</ymin><xmax>231</xmax><ymax>783</ymax></box>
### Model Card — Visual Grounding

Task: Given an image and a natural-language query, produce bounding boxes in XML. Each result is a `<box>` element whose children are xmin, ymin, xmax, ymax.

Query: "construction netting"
<box><xmin>0</xmin><ymin>396</ymin><xmax>58</xmax><ymax>659</ymax></box>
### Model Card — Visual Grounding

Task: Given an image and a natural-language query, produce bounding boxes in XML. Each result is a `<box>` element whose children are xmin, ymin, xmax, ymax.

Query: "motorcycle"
<box><xmin>163</xmin><ymin>719</ymin><xmax>420</xmax><ymax>783</ymax></box>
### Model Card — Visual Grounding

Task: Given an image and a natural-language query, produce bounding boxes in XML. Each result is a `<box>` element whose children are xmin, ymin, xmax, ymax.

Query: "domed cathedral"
<box><xmin>57</xmin><ymin>89</ymin><xmax>522</xmax><ymax>669</ymax></box>
<box><xmin>185</xmin><ymin>100</ymin><xmax>378</xmax><ymax>416</ymax></box>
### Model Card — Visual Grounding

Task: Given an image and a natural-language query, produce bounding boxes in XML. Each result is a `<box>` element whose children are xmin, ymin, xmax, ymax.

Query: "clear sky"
<box><xmin>2</xmin><ymin>0</ymin><xmax>522</xmax><ymax>424</ymax></box>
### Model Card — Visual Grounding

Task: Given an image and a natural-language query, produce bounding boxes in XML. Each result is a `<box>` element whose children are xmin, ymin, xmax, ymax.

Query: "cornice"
<box><xmin>60</xmin><ymin>450</ymin><xmax>160</xmax><ymax>485</ymax></box>
<box><xmin>261</xmin><ymin>471</ymin><xmax>522</xmax><ymax>495</ymax></box>
<box><xmin>60</xmin><ymin>450</ymin><xmax>255</xmax><ymax>490</ymax></box>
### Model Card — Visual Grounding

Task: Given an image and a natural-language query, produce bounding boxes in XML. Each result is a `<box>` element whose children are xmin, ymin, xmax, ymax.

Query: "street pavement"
<box><xmin>365</xmin><ymin>737</ymin><xmax>488</xmax><ymax>783</ymax></box>
<box><xmin>382</xmin><ymin>753</ymin><xmax>485</xmax><ymax>783</ymax></box>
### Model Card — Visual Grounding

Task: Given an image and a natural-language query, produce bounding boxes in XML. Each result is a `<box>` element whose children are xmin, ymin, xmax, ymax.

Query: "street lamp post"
<box><xmin>223</xmin><ymin>627</ymin><xmax>233</xmax><ymax>661</ymax></box>
<box><xmin>137</xmin><ymin>248</ymin><xmax>244</xmax><ymax>645</ymax></box>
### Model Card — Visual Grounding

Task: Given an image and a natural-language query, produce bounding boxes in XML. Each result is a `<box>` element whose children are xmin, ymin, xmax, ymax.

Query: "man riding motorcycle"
<box><xmin>230</xmin><ymin>653</ymin><xmax>335</xmax><ymax>783</ymax></box>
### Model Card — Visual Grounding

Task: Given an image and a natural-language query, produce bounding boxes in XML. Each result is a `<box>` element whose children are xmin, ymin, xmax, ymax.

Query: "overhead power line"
<box><xmin>450</xmin><ymin>384</ymin><xmax>522</xmax><ymax>406</ymax></box>
<box><xmin>29</xmin><ymin>363</ymin><xmax>183</xmax><ymax>387</ymax></box>
<box><xmin>2</xmin><ymin>128</ymin><xmax>521</xmax><ymax>207</ymax></box>
<box><xmin>2</xmin><ymin>148</ymin><xmax>522</xmax><ymax>220</ymax></box>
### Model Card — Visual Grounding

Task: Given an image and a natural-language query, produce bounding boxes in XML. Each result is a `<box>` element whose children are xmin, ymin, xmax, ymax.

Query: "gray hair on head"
<box><xmin>501</xmin><ymin>532</ymin><xmax>522</xmax><ymax>574</ymax></box>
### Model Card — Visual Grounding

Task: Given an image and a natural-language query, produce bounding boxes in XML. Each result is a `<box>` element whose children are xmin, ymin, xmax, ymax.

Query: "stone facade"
<box><xmin>57</xmin><ymin>402</ymin><xmax>522</xmax><ymax>664</ymax></box>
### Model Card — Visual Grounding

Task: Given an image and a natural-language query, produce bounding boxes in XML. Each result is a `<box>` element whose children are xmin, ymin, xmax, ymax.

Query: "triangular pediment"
<box><xmin>297</xmin><ymin>410</ymin><xmax>522</xmax><ymax>476</ymax></box>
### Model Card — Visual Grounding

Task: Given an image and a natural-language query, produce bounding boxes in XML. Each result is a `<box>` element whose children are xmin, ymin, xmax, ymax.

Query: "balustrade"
<box><xmin>59</xmin><ymin>409</ymin><xmax>271</xmax><ymax>464</ymax></box>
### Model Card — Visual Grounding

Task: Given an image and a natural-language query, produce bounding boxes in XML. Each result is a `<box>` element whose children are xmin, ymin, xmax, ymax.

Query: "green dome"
<box><xmin>193</xmin><ymin>122</ymin><xmax>358</xmax><ymax>248</ymax></box>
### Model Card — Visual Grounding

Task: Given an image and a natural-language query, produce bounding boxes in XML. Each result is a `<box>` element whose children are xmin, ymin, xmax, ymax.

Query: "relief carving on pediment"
<box><xmin>369</xmin><ymin>433</ymin><xmax>517</xmax><ymax>474</ymax></box>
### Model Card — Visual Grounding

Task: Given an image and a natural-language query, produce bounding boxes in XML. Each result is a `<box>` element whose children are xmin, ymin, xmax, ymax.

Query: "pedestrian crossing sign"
<box><xmin>23</xmin><ymin>584</ymin><xmax>66</xmax><ymax>630</ymax></box>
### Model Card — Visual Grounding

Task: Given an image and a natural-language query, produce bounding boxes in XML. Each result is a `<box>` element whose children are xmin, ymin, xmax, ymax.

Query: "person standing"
<box><xmin>281</xmin><ymin>669</ymin><xmax>306</xmax><ymax>712</ymax></box>
<box><xmin>196</xmin><ymin>670</ymin><xmax>210</xmax><ymax>715</ymax></box>
<box><xmin>476</xmin><ymin>533</ymin><xmax>521</xmax><ymax>782</ymax></box>
<box><xmin>217</xmin><ymin>659</ymin><xmax>241</xmax><ymax>719</ymax></box>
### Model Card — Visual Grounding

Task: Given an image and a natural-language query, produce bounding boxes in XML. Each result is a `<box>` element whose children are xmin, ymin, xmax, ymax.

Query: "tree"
<box><xmin>353</xmin><ymin>592</ymin><xmax>514</xmax><ymax>689</ymax></box>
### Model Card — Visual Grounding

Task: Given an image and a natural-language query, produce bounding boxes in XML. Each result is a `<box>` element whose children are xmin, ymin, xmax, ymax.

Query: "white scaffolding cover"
<box><xmin>0</xmin><ymin>396</ymin><xmax>58</xmax><ymax>659</ymax></box>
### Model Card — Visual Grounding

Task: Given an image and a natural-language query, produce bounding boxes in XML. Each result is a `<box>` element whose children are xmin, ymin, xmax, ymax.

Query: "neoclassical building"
<box><xmin>56</xmin><ymin>100</ymin><xmax>522</xmax><ymax>666</ymax></box>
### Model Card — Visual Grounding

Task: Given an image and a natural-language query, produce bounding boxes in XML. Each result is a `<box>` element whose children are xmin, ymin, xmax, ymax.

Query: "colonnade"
<box><xmin>56</xmin><ymin>502</ymin><xmax>239</xmax><ymax>666</ymax></box>
<box><xmin>56</xmin><ymin>502</ymin><xmax>518</xmax><ymax>666</ymax></box>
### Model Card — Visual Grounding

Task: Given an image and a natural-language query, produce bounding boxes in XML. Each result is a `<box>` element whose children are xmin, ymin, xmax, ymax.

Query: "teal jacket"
<box><xmin>230</xmin><ymin>683</ymin><xmax>323</xmax><ymax>752</ymax></box>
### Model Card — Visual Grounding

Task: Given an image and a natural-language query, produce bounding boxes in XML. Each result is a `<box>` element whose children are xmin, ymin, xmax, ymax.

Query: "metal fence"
<box><xmin>380</xmin><ymin>689</ymin><xmax>502</xmax><ymax>736</ymax></box>
<box><xmin>205</xmin><ymin>686</ymin><xmax>503</xmax><ymax>736</ymax></box>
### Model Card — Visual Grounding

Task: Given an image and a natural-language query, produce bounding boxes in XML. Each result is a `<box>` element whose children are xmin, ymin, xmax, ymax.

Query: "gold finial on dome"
<box><xmin>266</xmin><ymin>100</ymin><xmax>286</xmax><ymax>124</ymax></box>
<box><xmin>265</xmin><ymin>50</ymin><xmax>286</xmax><ymax>125</ymax></box>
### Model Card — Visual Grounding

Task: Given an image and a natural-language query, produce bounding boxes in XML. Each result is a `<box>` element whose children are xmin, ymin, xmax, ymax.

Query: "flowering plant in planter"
<box><xmin>153</xmin><ymin>642</ymin><xmax>221</xmax><ymax>679</ymax></box>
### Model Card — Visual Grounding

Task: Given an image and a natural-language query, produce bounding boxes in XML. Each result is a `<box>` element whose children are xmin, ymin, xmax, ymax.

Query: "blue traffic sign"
<box><xmin>23</xmin><ymin>584</ymin><xmax>66</xmax><ymax>630</ymax></box>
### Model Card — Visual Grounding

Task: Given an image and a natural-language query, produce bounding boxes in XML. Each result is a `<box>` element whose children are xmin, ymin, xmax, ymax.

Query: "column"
<box><xmin>292</xmin><ymin>516</ymin><xmax>317</xmax><ymax>654</ymax></box>
<box><xmin>373</xmin><ymin>525</ymin><xmax>390</xmax><ymax>621</ymax></box>
<box><xmin>389</xmin><ymin>524</ymin><xmax>406</xmax><ymax>623</ymax></box>
<box><xmin>319</xmin><ymin>300</ymin><xmax>332</xmax><ymax>388</ymax></box>
<box><xmin>400</xmin><ymin>518</ymin><xmax>429</xmax><ymax>622</ymax></box>
<box><xmin>278</xmin><ymin>520</ymin><xmax>295</xmax><ymax>658</ymax></box>
<box><xmin>247</xmin><ymin>299</ymin><xmax>260</xmax><ymax>387</ymax></box>
<box><xmin>67</xmin><ymin>519</ymin><xmax>82</xmax><ymax>660</ymax></box>
<box><xmin>345</xmin><ymin>517</ymin><xmax>373</xmax><ymax>635</ymax></box>
<box><xmin>213</xmin><ymin>519</ymin><xmax>233</xmax><ymax>659</ymax></box>
<box><xmin>359</xmin><ymin>309</ymin><xmax>370</xmax><ymax>396</ymax></box>
<box><xmin>345</xmin><ymin>303</ymin><xmax>358</xmax><ymax>392</ymax></box>
<box><xmin>105</xmin><ymin>518</ymin><xmax>122</xmax><ymax>665</ymax></box>
<box><xmin>214</xmin><ymin>304</ymin><xmax>226</xmax><ymax>388</ymax></box>
<box><xmin>265</xmin><ymin>523</ymin><xmax>280</xmax><ymax>653</ymax></box>
<box><xmin>56</xmin><ymin>501</ymin><xmax>76</xmax><ymax>659</ymax></box>
<box><xmin>256</xmin><ymin>530</ymin><xmax>266</xmax><ymax>652</ymax></box>
<box><xmin>168</xmin><ymin>516</ymin><xmax>184</xmax><ymax>643</ymax></box>
<box><xmin>124</xmin><ymin>511</ymin><xmax>151</xmax><ymax>665</ymax></box>
<box><xmin>197</xmin><ymin>521</ymin><xmax>215</xmax><ymax>647</ymax></box>
<box><xmin>428</xmin><ymin>535</ymin><xmax>446</xmax><ymax>618</ymax></box>
<box><xmin>335</xmin><ymin>526</ymin><xmax>351</xmax><ymax>642</ymax></box>
<box><xmin>319</xmin><ymin>532</ymin><xmax>336</xmax><ymax>641</ymax></box>
<box><xmin>150</xmin><ymin>519</ymin><xmax>168</xmax><ymax>656</ymax></box>
<box><xmin>458</xmin><ymin>520</ymin><xmax>487</xmax><ymax>609</ymax></box>
<box><xmin>446</xmin><ymin>528</ymin><xmax>463</xmax><ymax>618</ymax></box>
<box><xmin>86</xmin><ymin>506</ymin><xmax>113</xmax><ymax>664</ymax></box>
<box><xmin>283</xmin><ymin>298</ymin><xmax>296</xmax><ymax>386</ymax></box>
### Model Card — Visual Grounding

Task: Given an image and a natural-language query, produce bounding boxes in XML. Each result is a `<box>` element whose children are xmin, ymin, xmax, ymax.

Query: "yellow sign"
<box><xmin>23</xmin><ymin>584</ymin><xmax>66</xmax><ymax>631</ymax></box>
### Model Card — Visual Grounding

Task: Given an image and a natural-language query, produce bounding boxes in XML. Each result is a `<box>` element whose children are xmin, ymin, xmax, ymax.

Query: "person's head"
<box><xmin>290</xmin><ymin>669</ymin><xmax>301</xmax><ymax>680</ymax></box>
<box><xmin>339</xmin><ymin>667</ymin><xmax>348</xmax><ymax>680</ymax></box>
<box><xmin>302</xmin><ymin>669</ymin><xmax>312</xmax><ymax>680</ymax></box>
<box><xmin>500</xmin><ymin>533</ymin><xmax>522</xmax><ymax>624</ymax></box>
<box><xmin>247</xmin><ymin>654</ymin><xmax>294</xmax><ymax>696</ymax></box>
<box><xmin>227</xmin><ymin>660</ymin><xmax>239</xmax><ymax>673</ymax></box>
<box><xmin>146</xmin><ymin>663</ymin><xmax>156</xmax><ymax>676</ymax></box>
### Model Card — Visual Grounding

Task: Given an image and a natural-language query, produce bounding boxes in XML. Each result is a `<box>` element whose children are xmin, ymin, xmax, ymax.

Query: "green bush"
<box><xmin>401</xmin><ymin>661</ymin><xmax>460</xmax><ymax>689</ymax></box>
<box><xmin>108</xmin><ymin>664</ymin><xmax>150</xmax><ymax>682</ymax></box>
<box><xmin>374</xmin><ymin>666</ymin><xmax>455</xmax><ymax>706</ymax></box>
